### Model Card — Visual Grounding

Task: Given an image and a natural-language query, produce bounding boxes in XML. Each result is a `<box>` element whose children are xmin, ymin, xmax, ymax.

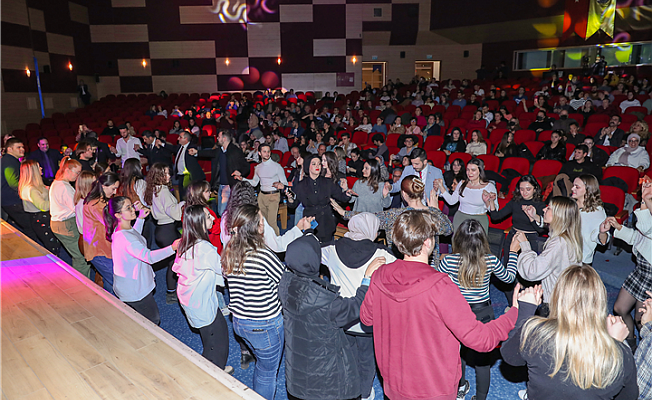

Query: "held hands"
<box><xmin>365</xmin><ymin>256</ymin><xmax>386</xmax><ymax>277</ymax></box>
<box><xmin>434</xmin><ymin>178</ymin><xmax>445</xmax><ymax>192</ymax></box>
<box><xmin>231</xmin><ymin>170</ymin><xmax>243</xmax><ymax>180</ymax></box>
<box><xmin>481</xmin><ymin>190</ymin><xmax>495</xmax><ymax>206</ymax></box>
<box><xmin>600</xmin><ymin>218</ymin><xmax>612</xmax><ymax>234</ymax></box>
<box><xmin>521</xmin><ymin>205</ymin><xmax>538</xmax><ymax>222</ymax></box>
<box><xmin>605</xmin><ymin>216</ymin><xmax>622</xmax><ymax>231</ymax></box>
<box><xmin>133</xmin><ymin>201</ymin><xmax>151</xmax><ymax>219</ymax></box>
<box><xmin>330</xmin><ymin>198</ymin><xmax>345</xmax><ymax>216</ymax></box>
<box><xmin>133</xmin><ymin>143</ymin><xmax>141</xmax><ymax>151</ymax></box>
<box><xmin>296</xmin><ymin>216</ymin><xmax>315</xmax><ymax>231</ymax></box>
<box><xmin>272</xmin><ymin>182</ymin><xmax>285</xmax><ymax>190</ymax></box>
<box><xmin>516</xmin><ymin>284</ymin><xmax>543</xmax><ymax>308</ymax></box>
<box><xmin>171</xmin><ymin>238</ymin><xmax>181</xmax><ymax>251</ymax></box>
<box><xmin>109</xmin><ymin>145</ymin><xmax>117</xmax><ymax>154</ymax></box>
<box><xmin>606</xmin><ymin>315</ymin><xmax>630</xmax><ymax>342</ymax></box>
<box><xmin>510</xmin><ymin>231</ymin><xmax>527</xmax><ymax>252</ymax></box>
<box><xmin>428</xmin><ymin>187</ymin><xmax>439</xmax><ymax>209</ymax></box>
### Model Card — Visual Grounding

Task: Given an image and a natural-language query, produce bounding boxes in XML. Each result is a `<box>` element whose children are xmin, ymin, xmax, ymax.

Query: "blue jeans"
<box><xmin>91</xmin><ymin>256</ymin><xmax>114</xmax><ymax>295</ymax></box>
<box><xmin>293</xmin><ymin>203</ymin><xmax>304</xmax><ymax>227</ymax></box>
<box><xmin>217</xmin><ymin>184</ymin><xmax>229</xmax><ymax>216</ymax></box>
<box><xmin>232</xmin><ymin>314</ymin><xmax>284</xmax><ymax>400</ymax></box>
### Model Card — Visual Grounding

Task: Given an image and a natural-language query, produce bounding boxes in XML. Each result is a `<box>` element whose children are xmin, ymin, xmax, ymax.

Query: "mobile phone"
<box><xmin>310</xmin><ymin>220</ymin><xmax>319</xmax><ymax>230</ymax></box>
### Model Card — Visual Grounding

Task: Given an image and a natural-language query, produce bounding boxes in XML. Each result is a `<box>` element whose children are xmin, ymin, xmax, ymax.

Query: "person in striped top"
<box><xmin>221</xmin><ymin>203</ymin><xmax>285</xmax><ymax>400</ymax></box>
<box><xmin>438</xmin><ymin>219</ymin><xmax>518</xmax><ymax>400</ymax></box>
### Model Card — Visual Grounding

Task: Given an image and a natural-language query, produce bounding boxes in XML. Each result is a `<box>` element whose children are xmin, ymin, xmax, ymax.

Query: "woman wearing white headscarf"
<box><xmin>606</xmin><ymin>133</ymin><xmax>651</xmax><ymax>172</ymax></box>
<box><xmin>321</xmin><ymin>213</ymin><xmax>396</xmax><ymax>400</ymax></box>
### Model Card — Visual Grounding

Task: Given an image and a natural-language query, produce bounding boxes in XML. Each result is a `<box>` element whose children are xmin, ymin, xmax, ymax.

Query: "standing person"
<box><xmin>391</xmin><ymin>148</ymin><xmax>445</xmax><ymax>205</ymax></box>
<box><xmin>607</xmin><ymin>179</ymin><xmax>652</xmax><ymax>352</ymax></box>
<box><xmin>436</xmin><ymin>158</ymin><xmax>498</xmax><ymax>233</ymax></box>
<box><xmin>144</xmin><ymin>162</ymin><xmax>185</xmax><ymax>304</ymax></box>
<box><xmin>222</xmin><ymin>204</ymin><xmax>286</xmax><ymax>400</ymax></box>
<box><xmin>105</xmin><ymin>196</ymin><xmax>179</xmax><ymax>325</ymax></box>
<box><xmin>50</xmin><ymin>158</ymin><xmax>90</xmax><ymax>277</ymax></box>
<box><xmin>137</xmin><ymin>131</ymin><xmax>173</xmax><ymax>170</ymax></box>
<box><xmin>287</xmin><ymin>155</ymin><xmax>352</xmax><ymax>242</ymax></box>
<box><xmin>349</xmin><ymin>158</ymin><xmax>392</xmax><ymax>213</ymax></box>
<box><xmin>320</xmin><ymin>213</ymin><xmax>397</xmax><ymax>400</ymax></box>
<box><xmin>110</xmin><ymin>124</ymin><xmax>142</xmax><ymax>167</ymax></box>
<box><xmin>512</xmin><ymin>196</ymin><xmax>583</xmax><ymax>313</ymax></box>
<box><xmin>117</xmin><ymin>158</ymin><xmax>146</xmax><ymax>205</ymax></box>
<box><xmin>360</xmin><ymin>210</ymin><xmax>529</xmax><ymax>400</ymax></box>
<box><xmin>28</xmin><ymin>137</ymin><xmax>62</xmax><ymax>185</ymax></box>
<box><xmin>83</xmin><ymin>172</ymin><xmax>120</xmax><ymax>294</ymax></box>
<box><xmin>280</xmin><ymin>233</ymin><xmax>385</xmax><ymax>400</ymax></box>
<box><xmin>501</xmin><ymin>265</ymin><xmax>638</xmax><ymax>400</ymax></box>
<box><xmin>18</xmin><ymin>159</ymin><xmax>61</xmax><ymax>253</ymax></box>
<box><xmin>74</xmin><ymin>171</ymin><xmax>96</xmax><ymax>236</ymax></box>
<box><xmin>232</xmin><ymin>143</ymin><xmax>287</xmax><ymax>235</ymax></box>
<box><xmin>189</xmin><ymin>129</ymin><xmax>249</xmax><ymax>216</ymax></box>
<box><xmin>1</xmin><ymin>138</ymin><xmax>38</xmax><ymax>242</ymax></box>
<box><xmin>173</xmin><ymin>205</ymin><xmax>231</xmax><ymax>372</ymax></box>
<box><xmin>438</xmin><ymin>219</ymin><xmax>518</xmax><ymax>400</ymax></box>
<box><xmin>75</xmin><ymin>142</ymin><xmax>96</xmax><ymax>172</ymax></box>
<box><xmin>569</xmin><ymin>174</ymin><xmax>607</xmax><ymax>264</ymax></box>
<box><xmin>169</xmin><ymin>131</ymin><xmax>205</xmax><ymax>200</ymax></box>
<box><xmin>186</xmin><ymin>181</ymin><xmax>222</xmax><ymax>254</ymax></box>
<box><xmin>78</xmin><ymin>80</ymin><xmax>91</xmax><ymax>105</ymax></box>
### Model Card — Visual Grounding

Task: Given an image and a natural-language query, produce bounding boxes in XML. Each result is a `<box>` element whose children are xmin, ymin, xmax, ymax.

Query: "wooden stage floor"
<box><xmin>0</xmin><ymin>220</ymin><xmax>262</xmax><ymax>400</ymax></box>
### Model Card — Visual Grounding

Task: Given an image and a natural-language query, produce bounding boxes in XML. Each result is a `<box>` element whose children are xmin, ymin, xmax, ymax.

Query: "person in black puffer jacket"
<box><xmin>279</xmin><ymin>234</ymin><xmax>384</xmax><ymax>400</ymax></box>
<box><xmin>536</xmin><ymin>130</ymin><xmax>567</xmax><ymax>163</ymax></box>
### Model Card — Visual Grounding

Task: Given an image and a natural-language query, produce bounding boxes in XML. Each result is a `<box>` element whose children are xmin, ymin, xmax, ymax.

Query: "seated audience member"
<box><xmin>19</xmin><ymin>159</ymin><xmax>61</xmax><ymax>254</ymax></box>
<box><xmin>355</xmin><ymin>115</ymin><xmax>373</xmax><ymax>134</ymax></box>
<box><xmin>582</xmin><ymin>136</ymin><xmax>610</xmax><ymax>167</ymax></box>
<box><xmin>102</xmin><ymin>119</ymin><xmax>120</xmax><ymax>137</ymax></box>
<box><xmin>423</xmin><ymin>113</ymin><xmax>444</xmax><ymax>137</ymax></box>
<box><xmin>553</xmin><ymin>145</ymin><xmax>602</xmax><ymax>197</ymax></box>
<box><xmin>513</xmin><ymin>196</ymin><xmax>583</xmax><ymax>312</ymax></box>
<box><xmin>565</xmin><ymin>122</ymin><xmax>586</xmax><ymax>146</ymax></box>
<box><xmin>406</xmin><ymin>117</ymin><xmax>422</xmax><ymax>137</ymax></box>
<box><xmin>619</xmin><ymin>91</ymin><xmax>641</xmax><ymax>113</ymax></box>
<box><xmin>501</xmin><ymin>265</ymin><xmax>637</xmax><ymax>399</ymax></box>
<box><xmin>570</xmin><ymin>174</ymin><xmax>607</xmax><ymax>265</ymax></box>
<box><xmin>580</xmin><ymin>99</ymin><xmax>596</xmax><ymax>123</ymax></box>
<box><xmin>628</xmin><ymin>120</ymin><xmax>649</xmax><ymax>145</ymax></box>
<box><xmin>606</xmin><ymin>134</ymin><xmax>650</xmax><ymax>172</ymax></box>
<box><xmin>320</xmin><ymin>213</ymin><xmax>397</xmax><ymax>400</ymax></box>
<box><xmin>488</xmin><ymin>112</ymin><xmax>507</xmax><ymax>131</ymax></box>
<box><xmin>595</xmin><ymin>115</ymin><xmax>625</xmax><ymax>146</ymax></box>
<box><xmin>281</xmin><ymin>233</ymin><xmax>384</xmax><ymax>400</ymax></box>
<box><xmin>552</xmin><ymin>95</ymin><xmax>571</xmax><ymax>113</ymax></box>
<box><xmin>347</xmin><ymin>148</ymin><xmax>364</xmax><ymax>177</ymax></box>
<box><xmin>466</xmin><ymin>129</ymin><xmax>488</xmax><ymax>156</ymax></box>
<box><xmin>551</xmin><ymin>109</ymin><xmax>576</xmax><ymax>133</ymax></box>
<box><xmin>173</xmin><ymin>205</ymin><xmax>230</xmax><ymax>371</ymax></box>
<box><xmin>597</xmin><ymin>98</ymin><xmax>620</xmax><ymax>116</ymax></box>
<box><xmin>360</xmin><ymin>209</ymin><xmax>527</xmax><ymax>400</ymax></box>
<box><xmin>440</xmin><ymin>128</ymin><xmax>467</xmax><ymax>156</ymax></box>
<box><xmin>439</xmin><ymin>219</ymin><xmax>517</xmax><ymax>400</ymax></box>
<box><xmin>494</xmin><ymin>131</ymin><xmax>518</xmax><ymax>159</ymax></box>
<box><xmin>514</xmin><ymin>87</ymin><xmax>528</xmax><ymax>104</ymax></box>
<box><xmin>452</xmin><ymin>92</ymin><xmax>467</xmax><ymax>108</ymax></box>
<box><xmin>528</xmin><ymin>110</ymin><xmax>553</xmax><ymax>134</ymax></box>
<box><xmin>272</xmin><ymin>130</ymin><xmax>289</xmax><ymax>153</ymax></box>
<box><xmin>106</xmin><ymin>196</ymin><xmax>179</xmax><ymax>325</ymax></box>
<box><xmin>536</xmin><ymin>130</ymin><xmax>566</xmax><ymax>163</ymax></box>
<box><xmin>468</xmin><ymin>110</ymin><xmax>488</xmax><ymax>131</ymax></box>
<box><xmin>569</xmin><ymin>90</ymin><xmax>587</xmax><ymax>110</ymax></box>
<box><xmin>288</xmin><ymin>119</ymin><xmax>304</xmax><ymax>139</ymax></box>
<box><xmin>28</xmin><ymin>137</ymin><xmax>62</xmax><ymax>185</ymax></box>
<box><xmin>643</xmin><ymin>91</ymin><xmax>652</xmax><ymax>114</ymax></box>
<box><xmin>371</xmin><ymin>117</ymin><xmax>388</xmax><ymax>135</ymax></box>
<box><xmin>607</xmin><ymin>180</ymin><xmax>652</xmax><ymax>352</ymax></box>
<box><xmin>391</xmin><ymin>135</ymin><xmax>416</xmax><ymax>163</ymax></box>
<box><xmin>388</xmin><ymin>118</ymin><xmax>405</xmax><ymax>135</ymax></box>
<box><xmin>339</xmin><ymin>132</ymin><xmax>358</xmax><ymax>157</ymax></box>
<box><xmin>169</xmin><ymin>120</ymin><xmax>183</xmax><ymax>134</ymax></box>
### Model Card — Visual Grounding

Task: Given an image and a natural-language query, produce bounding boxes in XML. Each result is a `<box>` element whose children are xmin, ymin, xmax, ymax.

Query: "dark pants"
<box><xmin>500</xmin><ymin>229</ymin><xmax>542</xmax><ymax>307</ymax></box>
<box><xmin>28</xmin><ymin>211</ymin><xmax>61</xmax><ymax>254</ymax></box>
<box><xmin>460</xmin><ymin>301</ymin><xmax>495</xmax><ymax>400</ymax></box>
<box><xmin>198</xmin><ymin>314</ymin><xmax>230</xmax><ymax>369</ymax></box>
<box><xmin>155</xmin><ymin>223</ymin><xmax>180</xmax><ymax>292</ymax></box>
<box><xmin>346</xmin><ymin>334</ymin><xmax>375</xmax><ymax>398</ymax></box>
<box><xmin>126</xmin><ymin>291</ymin><xmax>160</xmax><ymax>325</ymax></box>
<box><xmin>3</xmin><ymin>204</ymin><xmax>39</xmax><ymax>243</ymax></box>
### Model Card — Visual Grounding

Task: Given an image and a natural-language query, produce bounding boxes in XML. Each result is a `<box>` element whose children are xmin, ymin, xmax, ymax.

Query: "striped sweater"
<box><xmin>226</xmin><ymin>248</ymin><xmax>285</xmax><ymax>320</ymax></box>
<box><xmin>438</xmin><ymin>252</ymin><xmax>518</xmax><ymax>304</ymax></box>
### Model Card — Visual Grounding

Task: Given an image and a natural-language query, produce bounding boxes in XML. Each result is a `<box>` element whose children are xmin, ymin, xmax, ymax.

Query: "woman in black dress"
<box><xmin>287</xmin><ymin>155</ymin><xmax>352</xmax><ymax>243</ymax></box>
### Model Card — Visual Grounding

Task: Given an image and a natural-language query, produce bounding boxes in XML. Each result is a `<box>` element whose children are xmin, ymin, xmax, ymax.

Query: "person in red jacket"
<box><xmin>185</xmin><ymin>180</ymin><xmax>222</xmax><ymax>253</ymax></box>
<box><xmin>360</xmin><ymin>209</ymin><xmax>534</xmax><ymax>400</ymax></box>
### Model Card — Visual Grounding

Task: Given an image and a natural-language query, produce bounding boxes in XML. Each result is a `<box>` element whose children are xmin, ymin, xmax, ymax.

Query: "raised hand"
<box><xmin>296</xmin><ymin>216</ymin><xmax>315</xmax><ymax>231</ymax></box>
<box><xmin>345</xmin><ymin>189</ymin><xmax>358</xmax><ymax>197</ymax></box>
<box><xmin>482</xmin><ymin>190</ymin><xmax>492</xmax><ymax>205</ymax></box>
<box><xmin>330</xmin><ymin>198</ymin><xmax>345</xmax><ymax>216</ymax></box>
<box><xmin>231</xmin><ymin>170</ymin><xmax>243</xmax><ymax>180</ymax></box>
<box><xmin>428</xmin><ymin>187</ymin><xmax>439</xmax><ymax>209</ymax></box>
<box><xmin>517</xmin><ymin>285</ymin><xmax>543</xmax><ymax>306</ymax></box>
<box><xmin>522</xmin><ymin>205</ymin><xmax>537</xmax><ymax>221</ymax></box>
<box><xmin>606</xmin><ymin>315</ymin><xmax>630</xmax><ymax>342</ymax></box>
<box><xmin>509</xmin><ymin>233</ymin><xmax>522</xmax><ymax>253</ymax></box>
<box><xmin>606</xmin><ymin>216</ymin><xmax>622</xmax><ymax>231</ymax></box>
<box><xmin>365</xmin><ymin>256</ymin><xmax>387</xmax><ymax>277</ymax></box>
<box><xmin>600</xmin><ymin>218</ymin><xmax>611</xmax><ymax>234</ymax></box>
<box><xmin>383</xmin><ymin>182</ymin><xmax>391</xmax><ymax>198</ymax></box>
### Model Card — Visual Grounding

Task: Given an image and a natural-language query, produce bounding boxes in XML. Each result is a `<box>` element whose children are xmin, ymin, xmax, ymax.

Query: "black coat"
<box><xmin>196</xmin><ymin>142</ymin><xmax>249</xmax><ymax>189</ymax></box>
<box><xmin>167</xmin><ymin>143</ymin><xmax>206</xmax><ymax>183</ymax></box>
<box><xmin>290</xmin><ymin>175</ymin><xmax>351</xmax><ymax>242</ymax></box>
<box><xmin>1</xmin><ymin>153</ymin><xmax>22</xmax><ymax>206</ymax></box>
<box><xmin>93</xmin><ymin>141</ymin><xmax>115</xmax><ymax>165</ymax></box>
<box><xmin>279</xmin><ymin>235</ymin><xmax>367</xmax><ymax>400</ymax></box>
<box><xmin>138</xmin><ymin>142</ymin><xmax>173</xmax><ymax>169</ymax></box>
<box><xmin>28</xmin><ymin>149</ymin><xmax>62</xmax><ymax>182</ymax></box>
<box><xmin>536</xmin><ymin>141</ymin><xmax>566</xmax><ymax>163</ymax></box>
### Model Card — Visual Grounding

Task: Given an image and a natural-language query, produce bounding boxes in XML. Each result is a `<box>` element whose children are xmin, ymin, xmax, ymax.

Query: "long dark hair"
<box><xmin>496</xmin><ymin>131</ymin><xmax>514</xmax><ymax>155</ymax></box>
<box><xmin>85</xmin><ymin>171</ymin><xmax>119</xmax><ymax>204</ymax></box>
<box><xmin>186</xmin><ymin>180</ymin><xmax>211</xmax><ymax>208</ymax></box>
<box><xmin>117</xmin><ymin>158</ymin><xmax>143</xmax><ymax>203</ymax></box>
<box><xmin>452</xmin><ymin>219</ymin><xmax>490</xmax><ymax>288</ymax></box>
<box><xmin>459</xmin><ymin>158</ymin><xmax>487</xmax><ymax>197</ymax></box>
<box><xmin>224</xmin><ymin>181</ymin><xmax>257</xmax><ymax>233</ymax></box>
<box><xmin>322</xmin><ymin>151</ymin><xmax>339</xmax><ymax>183</ymax></box>
<box><xmin>178</xmin><ymin>205</ymin><xmax>210</xmax><ymax>259</ymax></box>
<box><xmin>103</xmin><ymin>196</ymin><xmax>129</xmax><ymax>241</ymax></box>
<box><xmin>362</xmin><ymin>158</ymin><xmax>381</xmax><ymax>193</ymax></box>
<box><xmin>144</xmin><ymin>163</ymin><xmax>171</xmax><ymax>205</ymax></box>
<box><xmin>512</xmin><ymin>175</ymin><xmax>542</xmax><ymax>202</ymax></box>
<box><xmin>221</xmin><ymin>204</ymin><xmax>265</xmax><ymax>275</ymax></box>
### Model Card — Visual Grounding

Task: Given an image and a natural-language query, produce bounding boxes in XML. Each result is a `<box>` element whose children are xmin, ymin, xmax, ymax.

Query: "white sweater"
<box><xmin>580</xmin><ymin>207</ymin><xmax>607</xmax><ymax>264</ymax></box>
<box><xmin>151</xmin><ymin>185</ymin><xmax>185</xmax><ymax>225</ymax></box>
<box><xmin>615</xmin><ymin>208</ymin><xmax>651</xmax><ymax>264</ymax></box>
<box><xmin>49</xmin><ymin>180</ymin><xmax>76</xmax><ymax>221</ymax></box>
<box><xmin>111</xmin><ymin>218</ymin><xmax>175</xmax><ymax>302</ymax></box>
<box><xmin>440</xmin><ymin>182</ymin><xmax>498</xmax><ymax>215</ymax></box>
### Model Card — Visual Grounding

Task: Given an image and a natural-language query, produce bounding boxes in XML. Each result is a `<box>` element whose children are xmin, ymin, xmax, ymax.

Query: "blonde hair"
<box><xmin>18</xmin><ymin>159</ymin><xmax>45</xmax><ymax>197</ymax></box>
<box><xmin>546</xmin><ymin>196</ymin><xmax>583</xmax><ymax>263</ymax></box>
<box><xmin>55</xmin><ymin>157</ymin><xmax>81</xmax><ymax>181</ymax></box>
<box><xmin>74</xmin><ymin>171</ymin><xmax>97</xmax><ymax>204</ymax></box>
<box><xmin>521</xmin><ymin>264</ymin><xmax>624</xmax><ymax>389</ymax></box>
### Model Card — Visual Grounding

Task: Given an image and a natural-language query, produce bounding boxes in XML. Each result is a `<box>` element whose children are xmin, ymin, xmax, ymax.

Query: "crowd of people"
<box><xmin>2</xmin><ymin>70</ymin><xmax>652</xmax><ymax>400</ymax></box>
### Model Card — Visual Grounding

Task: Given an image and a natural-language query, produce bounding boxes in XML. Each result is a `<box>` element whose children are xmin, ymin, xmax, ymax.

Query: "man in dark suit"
<box><xmin>85</xmin><ymin>131</ymin><xmax>115</xmax><ymax>165</ymax></box>
<box><xmin>167</xmin><ymin>130</ymin><xmax>205</xmax><ymax>200</ymax></box>
<box><xmin>594</xmin><ymin>115</ymin><xmax>625</xmax><ymax>147</ymax></box>
<box><xmin>28</xmin><ymin>137</ymin><xmax>62</xmax><ymax>185</ymax></box>
<box><xmin>137</xmin><ymin>130</ymin><xmax>173</xmax><ymax>169</ymax></box>
<box><xmin>2</xmin><ymin>138</ymin><xmax>38</xmax><ymax>241</ymax></box>
<box><xmin>188</xmin><ymin>129</ymin><xmax>249</xmax><ymax>215</ymax></box>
